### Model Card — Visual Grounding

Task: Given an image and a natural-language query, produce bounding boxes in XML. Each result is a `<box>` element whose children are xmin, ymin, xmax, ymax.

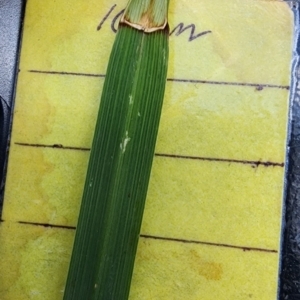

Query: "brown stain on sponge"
<box><xmin>189</xmin><ymin>249</ymin><xmax>223</xmax><ymax>281</ymax></box>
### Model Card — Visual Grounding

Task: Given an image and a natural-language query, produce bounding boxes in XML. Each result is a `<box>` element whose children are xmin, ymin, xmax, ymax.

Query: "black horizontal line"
<box><xmin>140</xmin><ymin>234</ymin><xmax>278</xmax><ymax>253</ymax></box>
<box><xmin>28</xmin><ymin>69</ymin><xmax>105</xmax><ymax>78</ymax></box>
<box><xmin>155</xmin><ymin>153</ymin><xmax>284</xmax><ymax>168</ymax></box>
<box><xmin>14</xmin><ymin>142</ymin><xmax>284</xmax><ymax>168</ymax></box>
<box><xmin>18</xmin><ymin>220</ymin><xmax>76</xmax><ymax>230</ymax></box>
<box><xmin>15</xmin><ymin>142</ymin><xmax>90</xmax><ymax>151</ymax></box>
<box><xmin>2</xmin><ymin>220</ymin><xmax>276</xmax><ymax>253</ymax></box>
<box><xmin>27</xmin><ymin>69</ymin><xmax>289</xmax><ymax>90</ymax></box>
<box><xmin>168</xmin><ymin>78</ymin><xmax>290</xmax><ymax>90</ymax></box>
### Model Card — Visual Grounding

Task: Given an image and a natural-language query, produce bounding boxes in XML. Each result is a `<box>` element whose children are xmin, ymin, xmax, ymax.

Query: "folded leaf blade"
<box><xmin>63</xmin><ymin>2</ymin><xmax>169</xmax><ymax>299</ymax></box>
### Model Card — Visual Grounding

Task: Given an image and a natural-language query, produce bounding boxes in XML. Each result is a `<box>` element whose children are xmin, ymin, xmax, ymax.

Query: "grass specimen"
<box><xmin>63</xmin><ymin>0</ymin><xmax>169</xmax><ymax>299</ymax></box>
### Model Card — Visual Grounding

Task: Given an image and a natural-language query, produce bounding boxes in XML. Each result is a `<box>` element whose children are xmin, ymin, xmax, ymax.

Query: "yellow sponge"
<box><xmin>0</xmin><ymin>0</ymin><xmax>293</xmax><ymax>299</ymax></box>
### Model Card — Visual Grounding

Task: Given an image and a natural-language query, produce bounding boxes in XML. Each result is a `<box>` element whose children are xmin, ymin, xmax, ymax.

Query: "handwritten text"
<box><xmin>97</xmin><ymin>4</ymin><xmax>212</xmax><ymax>43</ymax></box>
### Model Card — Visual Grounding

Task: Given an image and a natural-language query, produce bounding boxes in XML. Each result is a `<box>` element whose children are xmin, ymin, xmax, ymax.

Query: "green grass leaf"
<box><xmin>63</xmin><ymin>2</ymin><xmax>169</xmax><ymax>299</ymax></box>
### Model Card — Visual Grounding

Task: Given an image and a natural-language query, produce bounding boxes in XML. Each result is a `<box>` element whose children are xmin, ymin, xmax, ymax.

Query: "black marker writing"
<box><xmin>111</xmin><ymin>9</ymin><xmax>124</xmax><ymax>33</ymax></box>
<box><xmin>97</xmin><ymin>4</ymin><xmax>212</xmax><ymax>42</ymax></box>
<box><xmin>97</xmin><ymin>4</ymin><xmax>117</xmax><ymax>31</ymax></box>
<box><xmin>170</xmin><ymin>23</ymin><xmax>211</xmax><ymax>42</ymax></box>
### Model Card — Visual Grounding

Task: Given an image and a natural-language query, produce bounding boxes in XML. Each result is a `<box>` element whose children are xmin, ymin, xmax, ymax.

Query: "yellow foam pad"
<box><xmin>0</xmin><ymin>0</ymin><xmax>293</xmax><ymax>299</ymax></box>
